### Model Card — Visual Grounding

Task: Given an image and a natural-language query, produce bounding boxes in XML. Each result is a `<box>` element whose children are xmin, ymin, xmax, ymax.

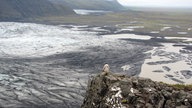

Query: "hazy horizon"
<box><xmin>117</xmin><ymin>0</ymin><xmax>192</xmax><ymax>8</ymax></box>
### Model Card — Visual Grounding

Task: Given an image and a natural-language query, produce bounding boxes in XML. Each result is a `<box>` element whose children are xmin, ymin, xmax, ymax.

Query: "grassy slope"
<box><xmin>0</xmin><ymin>0</ymin><xmax>75</xmax><ymax>20</ymax></box>
<box><xmin>34</xmin><ymin>9</ymin><xmax>192</xmax><ymax>37</ymax></box>
<box><xmin>50</xmin><ymin>0</ymin><xmax>123</xmax><ymax>10</ymax></box>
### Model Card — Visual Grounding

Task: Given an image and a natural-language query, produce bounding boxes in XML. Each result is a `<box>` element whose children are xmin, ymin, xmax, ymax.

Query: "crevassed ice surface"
<box><xmin>0</xmin><ymin>22</ymin><xmax>98</xmax><ymax>58</ymax></box>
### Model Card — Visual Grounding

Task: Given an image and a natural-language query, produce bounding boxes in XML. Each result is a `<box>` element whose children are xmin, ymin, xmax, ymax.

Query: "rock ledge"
<box><xmin>81</xmin><ymin>72</ymin><xmax>192</xmax><ymax>108</ymax></box>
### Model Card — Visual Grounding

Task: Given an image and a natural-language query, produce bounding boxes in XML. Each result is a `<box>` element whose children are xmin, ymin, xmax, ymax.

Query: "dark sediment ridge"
<box><xmin>82</xmin><ymin>72</ymin><xmax>192</xmax><ymax>108</ymax></box>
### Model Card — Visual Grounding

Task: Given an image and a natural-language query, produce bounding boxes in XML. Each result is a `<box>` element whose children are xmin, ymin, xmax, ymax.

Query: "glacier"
<box><xmin>0</xmin><ymin>22</ymin><xmax>101</xmax><ymax>58</ymax></box>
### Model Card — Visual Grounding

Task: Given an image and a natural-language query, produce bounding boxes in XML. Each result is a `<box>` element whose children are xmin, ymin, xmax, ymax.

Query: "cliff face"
<box><xmin>49</xmin><ymin>0</ymin><xmax>124</xmax><ymax>11</ymax></box>
<box><xmin>0</xmin><ymin>0</ymin><xmax>75</xmax><ymax>21</ymax></box>
<box><xmin>82</xmin><ymin>73</ymin><xmax>192</xmax><ymax>108</ymax></box>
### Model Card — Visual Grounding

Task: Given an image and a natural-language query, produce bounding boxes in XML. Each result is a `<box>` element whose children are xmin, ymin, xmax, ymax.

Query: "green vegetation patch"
<box><xmin>170</xmin><ymin>84</ymin><xmax>192</xmax><ymax>91</ymax></box>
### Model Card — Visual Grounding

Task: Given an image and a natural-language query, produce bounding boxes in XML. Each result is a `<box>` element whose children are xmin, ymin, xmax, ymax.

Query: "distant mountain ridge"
<box><xmin>49</xmin><ymin>0</ymin><xmax>124</xmax><ymax>11</ymax></box>
<box><xmin>0</xmin><ymin>0</ymin><xmax>75</xmax><ymax>21</ymax></box>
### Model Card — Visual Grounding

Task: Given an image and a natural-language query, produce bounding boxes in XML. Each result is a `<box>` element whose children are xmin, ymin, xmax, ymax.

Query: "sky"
<box><xmin>117</xmin><ymin>0</ymin><xmax>192</xmax><ymax>7</ymax></box>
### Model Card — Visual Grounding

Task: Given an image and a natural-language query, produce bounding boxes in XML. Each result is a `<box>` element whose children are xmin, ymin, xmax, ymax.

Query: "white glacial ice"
<box><xmin>0</xmin><ymin>22</ymin><xmax>104</xmax><ymax>58</ymax></box>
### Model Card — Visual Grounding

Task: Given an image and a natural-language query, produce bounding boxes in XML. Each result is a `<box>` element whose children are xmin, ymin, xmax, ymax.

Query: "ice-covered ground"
<box><xmin>1</xmin><ymin>22</ymin><xmax>190</xmax><ymax>84</ymax></box>
<box><xmin>0</xmin><ymin>22</ymin><xmax>191</xmax><ymax>107</ymax></box>
<box><xmin>1</xmin><ymin>22</ymin><xmax>192</xmax><ymax>82</ymax></box>
<box><xmin>103</xmin><ymin>34</ymin><xmax>151</xmax><ymax>40</ymax></box>
<box><xmin>0</xmin><ymin>22</ymin><xmax>113</xmax><ymax>58</ymax></box>
<box><xmin>0</xmin><ymin>22</ymin><xmax>151</xmax><ymax>107</ymax></box>
<box><xmin>73</xmin><ymin>9</ymin><xmax>111</xmax><ymax>15</ymax></box>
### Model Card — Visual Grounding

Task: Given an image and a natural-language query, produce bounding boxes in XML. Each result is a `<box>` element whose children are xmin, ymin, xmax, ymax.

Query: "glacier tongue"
<box><xmin>0</xmin><ymin>22</ymin><xmax>98</xmax><ymax>58</ymax></box>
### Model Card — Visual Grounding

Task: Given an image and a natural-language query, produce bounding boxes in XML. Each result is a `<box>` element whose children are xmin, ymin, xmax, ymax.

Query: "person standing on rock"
<box><xmin>102</xmin><ymin>64</ymin><xmax>110</xmax><ymax>75</ymax></box>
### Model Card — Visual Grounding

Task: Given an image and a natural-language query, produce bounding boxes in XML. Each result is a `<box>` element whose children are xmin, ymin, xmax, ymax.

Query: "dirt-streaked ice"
<box><xmin>0</xmin><ymin>22</ymin><xmax>112</xmax><ymax>58</ymax></box>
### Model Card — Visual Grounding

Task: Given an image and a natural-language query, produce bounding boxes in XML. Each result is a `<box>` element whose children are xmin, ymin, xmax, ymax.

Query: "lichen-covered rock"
<box><xmin>81</xmin><ymin>73</ymin><xmax>192</xmax><ymax>108</ymax></box>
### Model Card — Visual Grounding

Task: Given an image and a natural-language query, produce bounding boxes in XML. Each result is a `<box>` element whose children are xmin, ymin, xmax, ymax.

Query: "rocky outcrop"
<box><xmin>0</xmin><ymin>0</ymin><xmax>75</xmax><ymax>21</ymax></box>
<box><xmin>81</xmin><ymin>73</ymin><xmax>192</xmax><ymax>108</ymax></box>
